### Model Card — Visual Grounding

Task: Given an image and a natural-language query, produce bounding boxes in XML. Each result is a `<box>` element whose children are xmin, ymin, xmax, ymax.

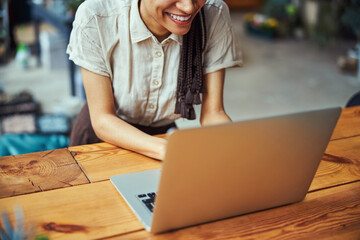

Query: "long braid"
<box><xmin>175</xmin><ymin>8</ymin><xmax>206</xmax><ymax>120</ymax></box>
<box><xmin>174</xmin><ymin>34</ymin><xmax>187</xmax><ymax>114</ymax></box>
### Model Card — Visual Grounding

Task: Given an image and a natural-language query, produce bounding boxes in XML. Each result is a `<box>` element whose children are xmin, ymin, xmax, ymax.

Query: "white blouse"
<box><xmin>66</xmin><ymin>0</ymin><xmax>242</xmax><ymax>127</ymax></box>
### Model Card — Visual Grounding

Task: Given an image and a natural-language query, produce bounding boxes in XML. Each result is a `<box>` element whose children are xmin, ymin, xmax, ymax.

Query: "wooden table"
<box><xmin>1</xmin><ymin>106</ymin><xmax>360</xmax><ymax>239</ymax></box>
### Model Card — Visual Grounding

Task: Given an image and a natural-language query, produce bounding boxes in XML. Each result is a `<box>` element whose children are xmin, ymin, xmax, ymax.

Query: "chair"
<box><xmin>346</xmin><ymin>91</ymin><xmax>360</xmax><ymax>107</ymax></box>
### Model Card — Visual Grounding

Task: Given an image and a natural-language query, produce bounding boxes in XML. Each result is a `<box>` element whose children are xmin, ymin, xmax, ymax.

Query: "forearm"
<box><xmin>200</xmin><ymin>69</ymin><xmax>232</xmax><ymax>126</ymax></box>
<box><xmin>93</xmin><ymin>113</ymin><xmax>167</xmax><ymax>160</ymax></box>
<box><xmin>80</xmin><ymin>68</ymin><xmax>166</xmax><ymax>160</ymax></box>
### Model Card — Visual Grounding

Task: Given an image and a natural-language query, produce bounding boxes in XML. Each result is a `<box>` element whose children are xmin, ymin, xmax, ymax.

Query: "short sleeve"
<box><xmin>66</xmin><ymin>2</ymin><xmax>110</xmax><ymax>77</ymax></box>
<box><xmin>202</xmin><ymin>1</ymin><xmax>243</xmax><ymax>74</ymax></box>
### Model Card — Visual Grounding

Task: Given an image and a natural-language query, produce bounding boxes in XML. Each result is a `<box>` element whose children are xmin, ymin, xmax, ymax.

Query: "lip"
<box><xmin>167</xmin><ymin>13</ymin><xmax>193</xmax><ymax>25</ymax></box>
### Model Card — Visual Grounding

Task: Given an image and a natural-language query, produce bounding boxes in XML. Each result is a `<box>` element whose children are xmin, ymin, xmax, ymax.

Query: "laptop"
<box><xmin>110</xmin><ymin>107</ymin><xmax>341</xmax><ymax>233</ymax></box>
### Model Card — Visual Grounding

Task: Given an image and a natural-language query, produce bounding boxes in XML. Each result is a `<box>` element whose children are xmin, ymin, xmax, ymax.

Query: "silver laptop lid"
<box><xmin>150</xmin><ymin>107</ymin><xmax>341</xmax><ymax>233</ymax></box>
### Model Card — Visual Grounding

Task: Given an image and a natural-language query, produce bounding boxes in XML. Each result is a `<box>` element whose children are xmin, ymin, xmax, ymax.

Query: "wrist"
<box><xmin>140</xmin><ymin>136</ymin><xmax>167</xmax><ymax>161</ymax></box>
<box><xmin>200</xmin><ymin>110</ymin><xmax>232</xmax><ymax>126</ymax></box>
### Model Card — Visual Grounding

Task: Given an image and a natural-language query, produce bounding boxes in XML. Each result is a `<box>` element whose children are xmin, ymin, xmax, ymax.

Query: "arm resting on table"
<box><xmin>81</xmin><ymin>68</ymin><xmax>167</xmax><ymax>160</ymax></box>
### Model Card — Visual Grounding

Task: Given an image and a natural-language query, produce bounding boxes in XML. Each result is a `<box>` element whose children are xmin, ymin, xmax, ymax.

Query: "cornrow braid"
<box><xmin>174</xmin><ymin>8</ymin><xmax>207</xmax><ymax>120</ymax></box>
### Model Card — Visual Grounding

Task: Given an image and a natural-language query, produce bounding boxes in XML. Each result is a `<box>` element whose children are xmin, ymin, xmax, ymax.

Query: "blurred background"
<box><xmin>0</xmin><ymin>0</ymin><xmax>359</xmax><ymax>156</ymax></box>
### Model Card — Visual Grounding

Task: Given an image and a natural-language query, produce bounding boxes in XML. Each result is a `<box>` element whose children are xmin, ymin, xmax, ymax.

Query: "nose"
<box><xmin>176</xmin><ymin>0</ymin><xmax>196</xmax><ymax>14</ymax></box>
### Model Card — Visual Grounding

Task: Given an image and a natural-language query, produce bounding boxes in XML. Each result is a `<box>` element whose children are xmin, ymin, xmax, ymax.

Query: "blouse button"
<box><xmin>153</xmin><ymin>80</ymin><xmax>159</xmax><ymax>86</ymax></box>
<box><xmin>155</xmin><ymin>51</ymin><xmax>162</xmax><ymax>57</ymax></box>
<box><xmin>149</xmin><ymin>103</ymin><xmax>155</xmax><ymax>109</ymax></box>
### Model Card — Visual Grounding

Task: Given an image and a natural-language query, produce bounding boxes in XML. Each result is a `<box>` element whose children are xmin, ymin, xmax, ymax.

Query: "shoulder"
<box><xmin>202</xmin><ymin>0</ymin><xmax>232</xmax><ymax>34</ymax></box>
<box><xmin>74</xmin><ymin>0</ymin><xmax>131</xmax><ymax>25</ymax></box>
<box><xmin>203</xmin><ymin>0</ymin><xmax>232</xmax><ymax>27</ymax></box>
<box><xmin>204</xmin><ymin>0</ymin><xmax>228</xmax><ymax>10</ymax></box>
<box><xmin>203</xmin><ymin>0</ymin><xmax>230</xmax><ymax>15</ymax></box>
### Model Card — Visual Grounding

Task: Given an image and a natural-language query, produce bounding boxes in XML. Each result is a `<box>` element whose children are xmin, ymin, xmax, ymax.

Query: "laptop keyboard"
<box><xmin>137</xmin><ymin>192</ymin><xmax>157</xmax><ymax>212</ymax></box>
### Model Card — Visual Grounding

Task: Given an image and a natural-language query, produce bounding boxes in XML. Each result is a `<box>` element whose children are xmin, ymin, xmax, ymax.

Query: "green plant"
<box><xmin>261</xmin><ymin>0</ymin><xmax>301</xmax><ymax>37</ymax></box>
<box><xmin>64</xmin><ymin>0</ymin><xmax>85</xmax><ymax>13</ymax></box>
<box><xmin>0</xmin><ymin>207</ymin><xmax>49</xmax><ymax>240</ymax></box>
<box><xmin>1</xmin><ymin>207</ymin><xmax>25</xmax><ymax>240</ymax></box>
<box><xmin>262</xmin><ymin>0</ymin><xmax>289</xmax><ymax>19</ymax></box>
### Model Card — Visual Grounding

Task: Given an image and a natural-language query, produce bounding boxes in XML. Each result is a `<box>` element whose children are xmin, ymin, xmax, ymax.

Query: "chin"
<box><xmin>173</xmin><ymin>30</ymin><xmax>191</xmax><ymax>36</ymax></box>
<box><xmin>169</xmin><ymin>26</ymin><xmax>192</xmax><ymax>36</ymax></box>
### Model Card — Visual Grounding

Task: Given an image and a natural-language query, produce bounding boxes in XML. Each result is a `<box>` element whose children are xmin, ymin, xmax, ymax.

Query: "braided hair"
<box><xmin>174</xmin><ymin>8</ymin><xmax>207</xmax><ymax>120</ymax></box>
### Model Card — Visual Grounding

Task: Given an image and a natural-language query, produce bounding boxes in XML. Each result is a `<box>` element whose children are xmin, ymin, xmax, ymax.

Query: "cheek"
<box><xmin>197</xmin><ymin>0</ymin><xmax>206</xmax><ymax>8</ymax></box>
<box><xmin>158</xmin><ymin>5</ymin><xmax>172</xmax><ymax>19</ymax></box>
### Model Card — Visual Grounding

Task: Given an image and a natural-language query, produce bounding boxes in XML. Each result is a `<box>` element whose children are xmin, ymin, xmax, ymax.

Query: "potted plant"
<box><xmin>244</xmin><ymin>13</ymin><xmax>279</xmax><ymax>39</ymax></box>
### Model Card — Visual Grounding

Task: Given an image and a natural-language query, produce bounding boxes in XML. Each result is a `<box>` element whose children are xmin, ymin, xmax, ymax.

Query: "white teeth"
<box><xmin>169</xmin><ymin>13</ymin><xmax>191</xmax><ymax>22</ymax></box>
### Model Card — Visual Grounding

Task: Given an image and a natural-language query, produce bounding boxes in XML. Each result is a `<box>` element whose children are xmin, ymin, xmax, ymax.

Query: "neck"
<box><xmin>139</xmin><ymin>0</ymin><xmax>171</xmax><ymax>43</ymax></box>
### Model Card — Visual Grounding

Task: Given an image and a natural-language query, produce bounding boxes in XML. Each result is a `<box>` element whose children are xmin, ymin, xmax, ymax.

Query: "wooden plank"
<box><xmin>107</xmin><ymin>182</ymin><xmax>360</xmax><ymax>240</ymax></box>
<box><xmin>69</xmin><ymin>142</ymin><xmax>121</xmax><ymax>155</ymax></box>
<box><xmin>0</xmin><ymin>181</ymin><xmax>143</xmax><ymax>240</ymax></box>
<box><xmin>72</xmin><ymin>147</ymin><xmax>161</xmax><ymax>182</ymax></box>
<box><xmin>331</xmin><ymin>106</ymin><xmax>360</xmax><ymax>140</ymax></box>
<box><xmin>0</xmin><ymin>148</ymin><xmax>89</xmax><ymax>198</ymax></box>
<box><xmin>69</xmin><ymin>135</ymin><xmax>166</xmax><ymax>182</ymax></box>
<box><xmin>1</xmin><ymin>179</ymin><xmax>359</xmax><ymax>240</ymax></box>
<box><xmin>310</xmin><ymin>136</ymin><xmax>360</xmax><ymax>192</ymax></box>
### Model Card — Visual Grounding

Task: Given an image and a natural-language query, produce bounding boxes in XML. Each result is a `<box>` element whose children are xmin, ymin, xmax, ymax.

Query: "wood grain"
<box><xmin>310</xmin><ymin>136</ymin><xmax>360</xmax><ymax>192</ymax></box>
<box><xmin>69</xmin><ymin>142</ymin><xmax>121</xmax><ymax>155</ymax></box>
<box><xmin>71</xmin><ymin>148</ymin><xmax>161</xmax><ymax>182</ymax></box>
<box><xmin>331</xmin><ymin>106</ymin><xmax>360</xmax><ymax>140</ymax></box>
<box><xmin>0</xmin><ymin>148</ymin><xmax>89</xmax><ymax>198</ymax></box>
<box><xmin>1</xmin><ymin>179</ymin><xmax>358</xmax><ymax>240</ymax></box>
<box><xmin>0</xmin><ymin>181</ymin><xmax>143</xmax><ymax>240</ymax></box>
<box><xmin>108</xmin><ymin>182</ymin><xmax>360</xmax><ymax>240</ymax></box>
<box><xmin>69</xmin><ymin>135</ymin><xmax>166</xmax><ymax>182</ymax></box>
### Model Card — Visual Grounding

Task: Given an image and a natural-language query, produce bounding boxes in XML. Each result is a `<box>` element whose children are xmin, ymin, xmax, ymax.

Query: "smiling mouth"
<box><xmin>168</xmin><ymin>13</ymin><xmax>192</xmax><ymax>23</ymax></box>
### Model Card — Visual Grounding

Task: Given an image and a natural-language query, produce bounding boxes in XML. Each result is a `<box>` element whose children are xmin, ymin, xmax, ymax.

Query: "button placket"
<box><xmin>151</xmin><ymin>47</ymin><xmax>164</xmax><ymax>89</ymax></box>
<box><xmin>144</xmin><ymin>45</ymin><xmax>164</xmax><ymax>121</ymax></box>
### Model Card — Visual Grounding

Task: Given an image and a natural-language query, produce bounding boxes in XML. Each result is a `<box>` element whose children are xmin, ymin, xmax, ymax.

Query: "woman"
<box><xmin>66</xmin><ymin>0</ymin><xmax>242</xmax><ymax>160</ymax></box>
